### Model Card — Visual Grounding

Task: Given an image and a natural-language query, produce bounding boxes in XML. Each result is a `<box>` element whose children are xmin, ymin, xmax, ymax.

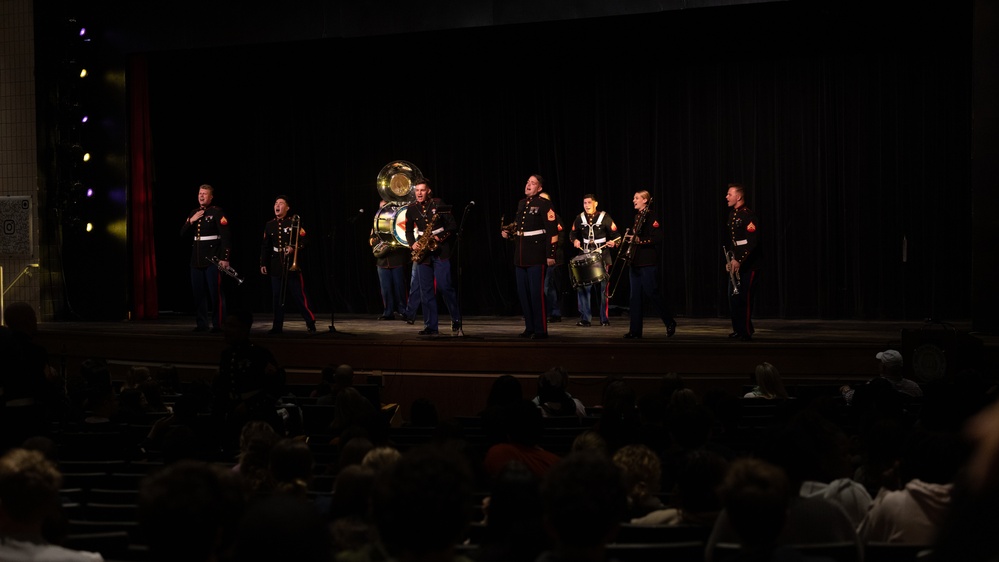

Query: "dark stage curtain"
<box><xmin>128</xmin><ymin>55</ymin><xmax>158</xmax><ymax>320</ymax></box>
<box><xmin>135</xmin><ymin>4</ymin><xmax>973</xmax><ymax>322</ymax></box>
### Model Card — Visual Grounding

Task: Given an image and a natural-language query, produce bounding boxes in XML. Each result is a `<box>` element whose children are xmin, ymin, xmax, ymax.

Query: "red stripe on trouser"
<box><xmin>298</xmin><ymin>273</ymin><xmax>316</xmax><ymax>322</ymax></box>
<box><xmin>214</xmin><ymin>271</ymin><xmax>224</xmax><ymax>324</ymax></box>
<box><xmin>743</xmin><ymin>270</ymin><xmax>755</xmax><ymax>335</ymax></box>
<box><xmin>539</xmin><ymin>266</ymin><xmax>547</xmax><ymax>331</ymax></box>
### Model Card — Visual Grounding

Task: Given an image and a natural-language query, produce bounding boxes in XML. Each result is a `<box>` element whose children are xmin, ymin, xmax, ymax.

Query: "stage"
<box><xmin>33</xmin><ymin>315</ymin><xmax>995</xmax><ymax>421</ymax></box>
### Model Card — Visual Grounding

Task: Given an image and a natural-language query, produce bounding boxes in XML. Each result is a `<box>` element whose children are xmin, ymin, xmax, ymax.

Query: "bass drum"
<box><xmin>373</xmin><ymin>204</ymin><xmax>410</xmax><ymax>247</ymax></box>
<box><xmin>569</xmin><ymin>252</ymin><xmax>607</xmax><ymax>289</ymax></box>
<box><xmin>376</xmin><ymin>160</ymin><xmax>421</xmax><ymax>204</ymax></box>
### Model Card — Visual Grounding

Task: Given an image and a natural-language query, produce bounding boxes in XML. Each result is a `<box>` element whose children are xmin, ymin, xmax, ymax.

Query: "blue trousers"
<box><xmin>516</xmin><ymin>264</ymin><xmax>547</xmax><ymax>334</ymax></box>
<box><xmin>577</xmin><ymin>279</ymin><xmax>610</xmax><ymax>324</ymax></box>
<box><xmin>191</xmin><ymin>264</ymin><xmax>224</xmax><ymax>329</ymax></box>
<box><xmin>270</xmin><ymin>272</ymin><xmax>316</xmax><ymax>329</ymax></box>
<box><xmin>628</xmin><ymin>265</ymin><xmax>673</xmax><ymax>336</ymax></box>
<box><xmin>414</xmin><ymin>257</ymin><xmax>460</xmax><ymax>331</ymax></box>
<box><xmin>377</xmin><ymin>265</ymin><xmax>407</xmax><ymax>317</ymax></box>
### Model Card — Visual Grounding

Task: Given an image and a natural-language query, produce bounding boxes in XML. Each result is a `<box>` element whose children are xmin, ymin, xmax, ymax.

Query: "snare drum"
<box><xmin>373</xmin><ymin>204</ymin><xmax>410</xmax><ymax>246</ymax></box>
<box><xmin>569</xmin><ymin>252</ymin><xmax>607</xmax><ymax>288</ymax></box>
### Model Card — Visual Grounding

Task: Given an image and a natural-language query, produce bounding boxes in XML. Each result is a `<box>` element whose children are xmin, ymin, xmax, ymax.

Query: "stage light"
<box><xmin>82</xmin><ymin>152</ymin><xmax>90</xmax><ymax>162</ymax></box>
<box><xmin>81</xmin><ymin>115</ymin><xmax>88</xmax><ymax>123</ymax></box>
<box><xmin>86</xmin><ymin>188</ymin><xmax>93</xmax><ymax>197</ymax></box>
<box><xmin>79</xmin><ymin>68</ymin><xmax>87</xmax><ymax>78</ymax></box>
<box><xmin>86</xmin><ymin>223</ymin><xmax>93</xmax><ymax>232</ymax></box>
<box><xmin>79</xmin><ymin>27</ymin><xmax>86</xmax><ymax>37</ymax></box>
<box><xmin>107</xmin><ymin>218</ymin><xmax>127</xmax><ymax>241</ymax></box>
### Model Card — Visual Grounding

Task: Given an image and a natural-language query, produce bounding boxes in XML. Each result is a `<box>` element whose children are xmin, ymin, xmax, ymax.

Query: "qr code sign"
<box><xmin>0</xmin><ymin>196</ymin><xmax>32</xmax><ymax>256</ymax></box>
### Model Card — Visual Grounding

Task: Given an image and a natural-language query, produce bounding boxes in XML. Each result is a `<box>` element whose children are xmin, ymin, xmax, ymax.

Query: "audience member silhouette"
<box><xmin>314</xmin><ymin>363</ymin><xmax>355</xmax><ymax>406</ymax></box>
<box><xmin>0</xmin><ymin>448</ymin><xmax>104</xmax><ymax>561</ymax></box>
<box><xmin>234</xmin><ymin>492</ymin><xmax>333</xmax><ymax>562</ymax></box>
<box><xmin>481</xmin><ymin>398</ymin><xmax>561</xmax><ymax>481</ymax></box>
<box><xmin>361</xmin><ymin>443</ymin><xmax>476</xmax><ymax>562</ymax></box>
<box><xmin>535</xmin><ymin>449</ymin><xmax>628</xmax><ymax>562</ymax></box>
<box><xmin>532</xmin><ymin>366</ymin><xmax>586</xmax><ymax>418</ymax></box>
<box><xmin>611</xmin><ymin>443</ymin><xmax>667</xmax><ymax>520</ymax></box>
<box><xmin>0</xmin><ymin>302</ymin><xmax>53</xmax><ymax>452</ymax></box>
<box><xmin>633</xmin><ymin>448</ymin><xmax>729</xmax><ymax>528</ymax></box>
<box><xmin>476</xmin><ymin>459</ymin><xmax>549</xmax><ymax>562</ymax></box>
<box><xmin>744</xmin><ymin>362</ymin><xmax>790</xmax><ymax>399</ymax></box>
<box><xmin>138</xmin><ymin>459</ymin><xmax>247</xmax><ymax>562</ymax></box>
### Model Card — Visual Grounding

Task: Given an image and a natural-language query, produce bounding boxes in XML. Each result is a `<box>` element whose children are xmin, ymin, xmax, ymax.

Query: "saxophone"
<box><xmin>411</xmin><ymin>212</ymin><xmax>440</xmax><ymax>263</ymax></box>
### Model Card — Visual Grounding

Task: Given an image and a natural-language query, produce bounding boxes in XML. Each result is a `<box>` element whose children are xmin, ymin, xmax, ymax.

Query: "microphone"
<box><xmin>466</xmin><ymin>200</ymin><xmax>475</xmax><ymax>208</ymax></box>
<box><xmin>348</xmin><ymin>208</ymin><xmax>365</xmax><ymax>223</ymax></box>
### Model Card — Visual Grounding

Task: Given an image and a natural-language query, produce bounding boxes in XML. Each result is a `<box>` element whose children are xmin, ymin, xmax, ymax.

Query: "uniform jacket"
<box><xmin>511</xmin><ymin>195</ymin><xmax>558</xmax><ymax>266</ymax></box>
<box><xmin>629</xmin><ymin>209</ymin><xmax>662</xmax><ymax>268</ymax></box>
<box><xmin>181</xmin><ymin>205</ymin><xmax>231</xmax><ymax>268</ymax></box>
<box><xmin>571</xmin><ymin>211</ymin><xmax>618</xmax><ymax>266</ymax></box>
<box><xmin>260</xmin><ymin>216</ymin><xmax>308</xmax><ymax>275</ymax></box>
<box><xmin>728</xmin><ymin>205</ymin><xmax>760</xmax><ymax>270</ymax></box>
<box><xmin>405</xmin><ymin>198</ymin><xmax>457</xmax><ymax>264</ymax></box>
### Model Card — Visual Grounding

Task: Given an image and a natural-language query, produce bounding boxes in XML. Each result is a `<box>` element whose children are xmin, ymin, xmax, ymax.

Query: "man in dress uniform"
<box><xmin>405</xmin><ymin>178</ymin><xmax>462</xmax><ymax>336</ymax></box>
<box><xmin>539</xmin><ymin>192</ymin><xmax>567</xmax><ymax>324</ymax></box>
<box><xmin>501</xmin><ymin>174</ymin><xmax>558</xmax><ymax>339</ymax></box>
<box><xmin>181</xmin><ymin>184</ymin><xmax>231</xmax><ymax>333</ymax></box>
<box><xmin>259</xmin><ymin>195</ymin><xmax>317</xmax><ymax>334</ymax></box>
<box><xmin>725</xmin><ymin>183</ymin><xmax>761</xmax><ymax>341</ymax></box>
<box><xmin>570</xmin><ymin>194</ymin><xmax>618</xmax><ymax>328</ymax></box>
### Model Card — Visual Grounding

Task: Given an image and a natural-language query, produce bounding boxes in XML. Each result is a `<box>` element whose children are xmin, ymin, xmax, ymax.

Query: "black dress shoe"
<box><xmin>418</xmin><ymin>328</ymin><xmax>439</xmax><ymax>336</ymax></box>
<box><xmin>451</xmin><ymin>321</ymin><xmax>462</xmax><ymax>333</ymax></box>
<box><xmin>210</xmin><ymin>327</ymin><xmax>223</xmax><ymax>333</ymax></box>
<box><xmin>519</xmin><ymin>330</ymin><xmax>534</xmax><ymax>338</ymax></box>
<box><xmin>575</xmin><ymin>320</ymin><xmax>591</xmax><ymax>327</ymax></box>
<box><xmin>601</xmin><ymin>321</ymin><xmax>610</xmax><ymax>326</ymax></box>
<box><xmin>377</xmin><ymin>315</ymin><xmax>394</xmax><ymax>320</ymax></box>
<box><xmin>531</xmin><ymin>332</ymin><xmax>548</xmax><ymax>340</ymax></box>
<box><xmin>666</xmin><ymin>321</ymin><xmax>676</xmax><ymax>338</ymax></box>
<box><xmin>405</xmin><ymin>317</ymin><xmax>416</xmax><ymax>325</ymax></box>
<box><xmin>267</xmin><ymin>328</ymin><xmax>283</xmax><ymax>335</ymax></box>
<box><xmin>741</xmin><ymin>335</ymin><xmax>753</xmax><ymax>341</ymax></box>
<box><xmin>728</xmin><ymin>332</ymin><xmax>741</xmax><ymax>339</ymax></box>
<box><xmin>306</xmin><ymin>322</ymin><xmax>317</xmax><ymax>333</ymax></box>
<box><xmin>623</xmin><ymin>332</ymin><xmax>642</xmax><ymax>339</ymax></box>
<box><xmin>192</xmin><ymin>326</ymin><xmax>209</xmax><ymax>332</ymax></box>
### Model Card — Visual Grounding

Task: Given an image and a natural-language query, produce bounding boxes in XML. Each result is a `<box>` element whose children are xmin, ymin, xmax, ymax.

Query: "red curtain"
<box><xmin>128</xmin><ymin>55</ymin><xmax>158</xmax><ymax>319</ymax></box>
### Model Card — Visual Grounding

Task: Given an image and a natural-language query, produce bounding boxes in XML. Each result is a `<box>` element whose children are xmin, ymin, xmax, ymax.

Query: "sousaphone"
<box><xmin>372</xmin><ymin>160</ymin><xmax>422</xmax><ymax>256</ymax></box>
<box><xmin>376</xmin><ymin>160</ymin><xmax>421</xmax><ymax>204</ymax></box>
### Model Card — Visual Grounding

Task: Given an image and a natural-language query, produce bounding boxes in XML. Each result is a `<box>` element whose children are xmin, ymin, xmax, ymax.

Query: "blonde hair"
<box><xmin>612</xmin><ymin>444</ymin><xmax>662</xmax><ymax>500</ymax></box>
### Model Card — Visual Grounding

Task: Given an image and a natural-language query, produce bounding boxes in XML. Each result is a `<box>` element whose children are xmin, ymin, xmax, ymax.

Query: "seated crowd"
<box><xmin>1</xmin><ymin>303</ymin><xmax>997</xmax><ymax>562</ymax></box>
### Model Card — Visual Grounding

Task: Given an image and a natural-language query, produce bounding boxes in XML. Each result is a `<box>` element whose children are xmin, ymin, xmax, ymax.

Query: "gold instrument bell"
<box><xmin>376</xmin><ymin>160</ymin><xmax>421</xmax><ymax>204</ymax></box>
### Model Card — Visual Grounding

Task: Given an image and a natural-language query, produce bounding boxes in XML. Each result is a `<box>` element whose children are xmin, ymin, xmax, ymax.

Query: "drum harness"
<box><xmin>580</xmin><ymin>211</ymin><xmax>607</xmax><ymax>253</ymax></box>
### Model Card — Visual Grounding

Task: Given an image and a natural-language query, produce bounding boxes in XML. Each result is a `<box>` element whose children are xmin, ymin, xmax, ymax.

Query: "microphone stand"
<box><xmin>453</xmin><ymin>201</ymin><xmax>481</xmax><ymax>340</ymax></box>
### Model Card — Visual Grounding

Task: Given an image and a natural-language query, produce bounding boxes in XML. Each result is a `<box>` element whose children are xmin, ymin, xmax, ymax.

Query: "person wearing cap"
<box><xmin>840</xmin><ymin>349</ymin><xmax>924</xmax><ymax>404</ymax></box>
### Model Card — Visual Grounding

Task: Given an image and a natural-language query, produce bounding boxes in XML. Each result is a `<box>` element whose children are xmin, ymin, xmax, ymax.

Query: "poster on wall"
<box><xmin>0</xmin><ymin>196</ymin><xmax>32</xmax><ymax>257</ymax></box>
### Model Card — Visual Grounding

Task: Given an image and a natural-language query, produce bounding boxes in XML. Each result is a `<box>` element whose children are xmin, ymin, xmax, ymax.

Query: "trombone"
<box><xmin>280</xmin><ymin>214</ymin><xmax>302</xmax><ymax>306</ymax></box>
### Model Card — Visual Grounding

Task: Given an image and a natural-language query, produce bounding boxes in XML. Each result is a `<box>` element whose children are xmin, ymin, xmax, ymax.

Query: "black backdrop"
<box><xmin>138</xmin><ymin>3</ymin><xmax>972</xmax><ymax>322</ymax></box>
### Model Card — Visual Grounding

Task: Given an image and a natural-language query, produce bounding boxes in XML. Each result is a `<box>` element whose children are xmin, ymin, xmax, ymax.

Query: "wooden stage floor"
<box><xmin>34</xmin><ymin>314</ymin><xmax>994</xmax><ymax>420</ymax></box>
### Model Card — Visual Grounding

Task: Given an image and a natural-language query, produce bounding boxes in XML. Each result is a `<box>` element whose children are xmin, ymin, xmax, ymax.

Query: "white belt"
<box><xmin>589</xmin><ymin>237</ymin><xmax>607</xmax><ymax>244</ymax></box>
<box><xmin>273</xmin><ymin>246</ymin><xmax>284</xmax><ymax>252</ymax></box>
<box><xmin>196</xmin><ymin>235</ymin><xmax>219</xmax><ymax>241</ymax></box>
<box><xmin>415</xmin><ymin>227</ymin><xmax>445</xmax><ymax>237</ymax></box>
<box><xmin>521</xmin><ymin>229</ymin><xmax>545</xmax><ymax>237</ymax></box>
<box><xmin>735</xmin><ymin>239</ymin><xmax>748</xmax><ymax>246</ymax></box>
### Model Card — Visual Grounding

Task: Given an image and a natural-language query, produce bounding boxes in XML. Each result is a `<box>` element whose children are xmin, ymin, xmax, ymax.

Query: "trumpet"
<box><xmin>500</xmin><ymin>215</ymin><xmax>518</xmax><ymax>236</ymax></box>
<box><xmin>210</xmin><ymin>256</ymin><xmax>244</xmax><ymax>285</ymax></box>
<box><xmin>723</xmin><ymin>246</ymin><xmax>740</xmax><ymax>295</ymax></box>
